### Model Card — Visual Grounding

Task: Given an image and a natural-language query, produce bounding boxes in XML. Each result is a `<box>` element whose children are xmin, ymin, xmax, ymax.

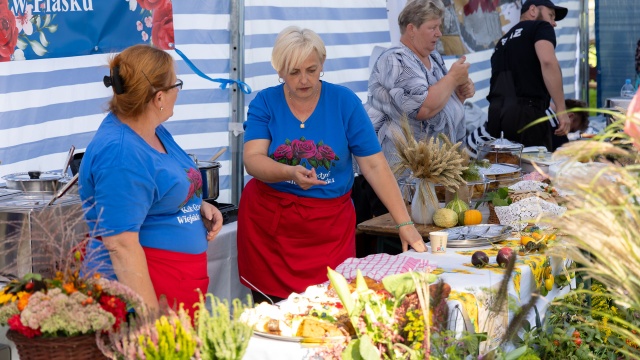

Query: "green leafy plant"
<box><xmin>475</xmin><ymin>187</ymin><xmax>513</xmax><ymax>208</ymax></box>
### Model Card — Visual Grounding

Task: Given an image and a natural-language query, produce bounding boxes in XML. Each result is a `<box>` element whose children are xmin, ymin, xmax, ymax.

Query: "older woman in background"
<box><xmin>79</xmin><ymin>45</ymin><xmax>223</xmax><ymax>313</ymax></box>
<box><xmin>354</xmin><ymin>0</ymin><xmax>475</xmax><ymax>218</ymax></box>
<box><xmin>238</xmin><ymin>26</ymin><xmax>426</xmax><ymax>304</ymax></box>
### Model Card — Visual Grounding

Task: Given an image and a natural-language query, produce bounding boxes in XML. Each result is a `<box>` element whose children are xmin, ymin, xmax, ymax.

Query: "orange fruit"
<box><xmin>531</xmin><ymin>232</ymin><xmax>543</xmax><ymax>241</ymax></box>
<box><xmin>520</xmin><ymin>236</ymin><xmax>535</xmax><ymax>246</ymax></box>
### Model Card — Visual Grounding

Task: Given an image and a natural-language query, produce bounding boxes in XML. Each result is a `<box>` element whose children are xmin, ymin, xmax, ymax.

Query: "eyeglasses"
<box><xmin>164</xmin><ymin>79</ymin><xmax>183</xmax><ymax>91</ymax></box>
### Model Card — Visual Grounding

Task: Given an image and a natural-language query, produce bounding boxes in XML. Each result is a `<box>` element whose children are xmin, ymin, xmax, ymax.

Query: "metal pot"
<box><xmin>2</xmin><ymin>171</ymin><xmax>62</xmax><ymax>193</ymax></box>
<box><xmin>196</xmin><ymin>160</ymin><xmax>220</xmax><ymax>200</ymax></box>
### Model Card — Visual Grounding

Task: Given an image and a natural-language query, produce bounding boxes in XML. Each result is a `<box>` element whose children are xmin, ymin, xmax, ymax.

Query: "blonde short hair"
<box><xmin>398</xmin><ymin>0</ymin><xmax>445</xmax><ymax>35</ymax></box>
<box><xmin>271</xmin><ymin>26</ymin><xmax>326</xmax><ymax>75</ymax></box>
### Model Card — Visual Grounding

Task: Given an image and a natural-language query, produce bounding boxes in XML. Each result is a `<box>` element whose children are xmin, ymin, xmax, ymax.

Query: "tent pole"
<box><xmin>578</xmin><ymin>0</ymin><xmax>590</xmax><ymax>103</ymax></box>
<box><xmin>230</xmin><ymin>0</ymin><xmax>245</xmax><ymax>206</ymax></box>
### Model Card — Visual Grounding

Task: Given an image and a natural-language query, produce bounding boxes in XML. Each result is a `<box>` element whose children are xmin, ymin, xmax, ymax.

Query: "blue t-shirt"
<box><xmin>79</xmin><ymin>112</ymin><xmax>208</xmax><ymax>255</ymax></box>
<box><xmin>244</xmin><ymin>81</ymin><xmax>381</xmax><ymax>198</ymax></box>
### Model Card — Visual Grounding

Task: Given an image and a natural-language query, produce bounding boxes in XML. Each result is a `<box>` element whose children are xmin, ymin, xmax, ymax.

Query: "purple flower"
<box><xmin>291</xmin><ymin>139</ymin><xmax>317</xmax><ymax>159</ymax></box>
<box><xmin>273</xmin><ymin>144</ymin><xmax>293</xmax><ymax>160</ymax></box>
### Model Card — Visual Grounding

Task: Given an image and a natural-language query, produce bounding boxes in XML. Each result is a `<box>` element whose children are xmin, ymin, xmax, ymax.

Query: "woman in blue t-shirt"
<box><xmin>79</xmin><ymin>45</ymin><xmax>223</xmax><ymax>313</ymax></box>
<box><xmin>238</xmin><ymin>26</ymin><xmax>427</xmax><ymax>304</ymax></box>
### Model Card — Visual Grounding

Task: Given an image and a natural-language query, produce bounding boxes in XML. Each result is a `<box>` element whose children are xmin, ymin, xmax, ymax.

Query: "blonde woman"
<box><xmin>238</xmin><ymin>26</ymin><xmax>426</xmax><ymax>304</ymax></box>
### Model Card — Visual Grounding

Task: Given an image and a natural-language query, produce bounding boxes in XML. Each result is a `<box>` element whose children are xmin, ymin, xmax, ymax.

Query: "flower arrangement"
<box><xmin>323</xmin><ymin>268</ymin><xmax>476</xmax><ymax>359</ymax></box>
<box><xmin>391</xmin><ymin>115</ymin><xmax>468</xmax><ymax>221</ymax></box>
<box><xmin>99</xmin><ymin>293</ymin><xmax>253</xmax><ymax>360</ymax></box>
<box><xmin>271</xmin><ymin>137</ymin><xmax>339</xmax><ymax>170</ymax></box>
<box><xmin>0</xmin><ymin>269</ymin><xmax>143</xmax><ymax>339</ymax></box>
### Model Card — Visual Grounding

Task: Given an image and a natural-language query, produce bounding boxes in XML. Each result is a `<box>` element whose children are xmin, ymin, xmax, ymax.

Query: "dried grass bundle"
<box><xmin>391</xmin><ymin>115</ymin><xmax>467</xmax><ymax>211</ymax></box>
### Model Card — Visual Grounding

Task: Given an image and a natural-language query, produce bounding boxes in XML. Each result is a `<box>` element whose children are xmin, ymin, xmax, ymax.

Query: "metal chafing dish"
<box><xmin>0</xmin><ymin>190</ymin><xmax>87</xmax><ymax>279</ymax></box>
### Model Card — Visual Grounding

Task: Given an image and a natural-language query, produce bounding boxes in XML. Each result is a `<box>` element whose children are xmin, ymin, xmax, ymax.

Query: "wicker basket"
<box><xmin>6</xmin><ymin>330</ymin><xmax>107</xmax><ymax>360</ymax></box>
<box><xmin>488</xmin><ymin>203</ymin><xmax>500</xmax><ymax>224</ymax></box>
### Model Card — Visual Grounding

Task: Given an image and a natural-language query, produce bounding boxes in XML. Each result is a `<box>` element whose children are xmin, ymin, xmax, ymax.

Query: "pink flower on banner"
<box><xmin>316</xmin><ymin>144</ymin><xmax>336</xmax><ymax>161</ymax></box>
<box><xmin>273</xmin><ymin>144</ymin><xmax>293</xmax><ymax>161</ymax></box>
<box><xmin>0</xmin><ymin>4</ymin><xmax>18</xmax><ymax>62</ymax></box>
<box><xmin>141</xmin><ymin>31</ymin><xmax>148</xmax><ymax>42</ymax></box>
<box><xmin>136</xmin><ymin>0</ymin><xmax>165</xmax><ymax>11</ymax></box>
<box><xmin>624</xmin><ymin>91</ymin><xmax>640</xmax><ymax>150</ymax></box>
<box><xmin>144</xmin><ymin>16</ymin><xmax>153</xmax><ymax>28</ymax></box>
<box><xmin>291</xmin><ymin>139</ymin><xmax>317</xmax><ymax>159</ymax></box>
<box><xmin>136</xmin><ymin>20</ymin><xmax>143</xmax><ymax>31</ymax></box>
<box><xmin>15</xmin><ymin>4</ymin><xmax>33</xmax><ymax>35</ymax></box>
<box><xmin>151</xmin><ymin>0</ymin><xmax>174</xmax><ymax>50</ymax></box>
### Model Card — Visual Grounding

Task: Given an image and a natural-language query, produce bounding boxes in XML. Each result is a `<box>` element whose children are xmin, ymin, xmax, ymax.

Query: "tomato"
<box><xmin>572</xmin><ymin>330</ymin><xmax>580</xmax><ymax>338</ymax></box>
<box><xmin>574</xmin><ymin>338</ymin><xmax>582</xmax><ymax>346</ymax></box>
<box><xmin>24</xmin><ymin>282</ymin><xmax>34</xmax><ymax>291</ymax></box>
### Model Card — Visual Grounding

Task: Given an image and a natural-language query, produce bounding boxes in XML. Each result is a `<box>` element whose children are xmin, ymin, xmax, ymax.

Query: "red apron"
<box><xmin>237</xmin><ymin>179</ymin><xmax>355</xmax><ymax>298</ymax></box>
<box><xmin>143</xmin><ymin>247</ymin><xmax>208</xmax><ymax>315</ymax></box>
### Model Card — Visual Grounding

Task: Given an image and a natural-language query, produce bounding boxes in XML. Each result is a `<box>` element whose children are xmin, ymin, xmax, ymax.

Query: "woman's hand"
<box><xmin>201</xmin><ymin>201</ymin><xmax>223</xmax><ymax>241</ymax></box>
<box><xmin>455</xmin><ymin>78</ymin><xmax>475</xmax><ymax>101</ymax></box>
<box><xmin>289</xmin><ymin>165</ymin><xmax>326</xmax><ymax>190</ymax></box>
<box><xmin>399</xmin><ymin>225</ymin><xmax>427</xmax><ymax>252</ymax></box>
<box><xmin>448</xmin><ymin>56</ymin><xmax>470</xmax><ymax>86</ymax></box>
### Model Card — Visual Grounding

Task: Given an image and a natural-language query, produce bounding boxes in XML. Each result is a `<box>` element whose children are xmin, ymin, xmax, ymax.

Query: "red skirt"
<box><xmin>237</xmin><ymin>179</ymin><xmax>355</xmax><ymax>298</ymax></box>
<box><xmin>143</xmin><ymin>247</ymin><xmax>208</xmax><ymax>315</ymax></box>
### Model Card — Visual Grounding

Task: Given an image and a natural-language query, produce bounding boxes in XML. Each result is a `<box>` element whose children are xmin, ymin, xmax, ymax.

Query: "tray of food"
<box><xmin>440</xmin><ymin>224</ymin><xmax>513</xmax><ymax>248</ymax></box>
<box><xmin>240</xmin><ymin>284</ymin><xmax>352</xmax><ymax>344</ymax></box>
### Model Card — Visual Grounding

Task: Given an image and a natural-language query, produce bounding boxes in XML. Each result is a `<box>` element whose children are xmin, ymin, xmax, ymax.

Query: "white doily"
<box><xmin>494</xmin><ymin>196</ymin><xmax>566</xmax><ymax>230</ymax></box>
<box><xmin>508</xmin><ymin>180</ymin><xmax>547</xmax><ymax>192</ymax></box>
<box><xmin>508</xmin><ymin>179</ymin><xmax>571</xmax><ymax>197</ymax></box>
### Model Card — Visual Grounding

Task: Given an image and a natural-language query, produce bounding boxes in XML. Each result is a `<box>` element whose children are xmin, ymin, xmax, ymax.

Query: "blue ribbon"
<box><xmin>174</xmin><ymin>48</ymin><xmax>252</xmax><ymax>94</ymax></box>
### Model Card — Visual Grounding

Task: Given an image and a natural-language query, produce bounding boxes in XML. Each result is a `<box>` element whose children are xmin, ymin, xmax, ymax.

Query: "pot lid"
<box><xmin>479</xmin><ymin>132</ymin><xmax>523</xmax><ymax>151</ymax></box>
<box><xmin>2</xmin><ymin>171</ymin><xmax>62</xmax><ymax>182</ymax></box>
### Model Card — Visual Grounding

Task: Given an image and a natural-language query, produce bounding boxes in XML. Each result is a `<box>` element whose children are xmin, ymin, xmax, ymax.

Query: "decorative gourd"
<box><xmin>445</xmin><ymin>193</ymin><xmax>469</xmax><ymax>216</ymax></box>
<box><xmin>433</xmin><ymin>208</ymin><xmax>458</xmax><ymax>228</ymax></box>
<box><xmin>459</xmin><ymin>209</ymin><xmax>482</xmax><ymax>226</ymax></box>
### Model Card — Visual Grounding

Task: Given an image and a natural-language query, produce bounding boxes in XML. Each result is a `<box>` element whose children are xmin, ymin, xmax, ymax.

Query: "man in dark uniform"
<box><xmin>486</xmin><ymin>0</ymin><xmax>571</xmax><ymax>149</ymax></box>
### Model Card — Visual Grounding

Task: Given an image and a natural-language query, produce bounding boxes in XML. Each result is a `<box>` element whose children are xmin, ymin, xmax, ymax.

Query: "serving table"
<box><xmin>241</xmin><ymin>235</ymin><xmax>573</xmax><ymax>358</ymax></box>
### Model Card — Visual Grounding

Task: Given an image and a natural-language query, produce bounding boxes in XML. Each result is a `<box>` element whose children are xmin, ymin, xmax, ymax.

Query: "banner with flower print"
<box><xmin>0</xmin><ymin>0</ymin><xmax>174</xmax><ymax>62</ymax></box>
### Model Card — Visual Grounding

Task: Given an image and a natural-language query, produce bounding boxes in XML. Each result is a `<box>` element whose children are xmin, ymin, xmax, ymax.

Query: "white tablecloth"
<box><xmin>206</xmin><ymin>221</ymin><xmax>251</xmax><ymax>304</ymax></box>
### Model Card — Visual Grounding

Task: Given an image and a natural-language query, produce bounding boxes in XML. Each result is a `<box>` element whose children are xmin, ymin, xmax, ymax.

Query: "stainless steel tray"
<box><xmin>440</xmin><ymin>224</ymin><xmax>513</xmax><ymax>248</ymax></box>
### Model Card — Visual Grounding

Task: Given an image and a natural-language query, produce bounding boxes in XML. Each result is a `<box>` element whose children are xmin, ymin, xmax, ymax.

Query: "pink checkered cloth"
<box><xmin>332</xmin><ymin>253</ymin><xmax>434</xmax><ymax>282</ymax></box>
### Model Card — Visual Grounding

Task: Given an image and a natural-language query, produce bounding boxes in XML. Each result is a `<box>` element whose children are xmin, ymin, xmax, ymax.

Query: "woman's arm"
<box><xmin>355</xmin><ymin>152</ymin><xmax>427</xmax><ymax>252</ymax></box>
<box><xmin>417</xmin><ymin>56</ymin><xmax>470</xmax><ymax>120</ymax></box>
<box><xmin>102</xmin><ymin>232</ymin><xmax>159</xmax><ymax>311</ymax></box>
<box><xmin>244</xmin><ymin>139</ymin><xmax>325</xmax><ymax>190</ymax></box>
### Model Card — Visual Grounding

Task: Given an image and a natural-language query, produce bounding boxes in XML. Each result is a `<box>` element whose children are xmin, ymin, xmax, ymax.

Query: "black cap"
<box><xmin>521</xmin><ymin>0</ymin><xmax>568</xmax><ymax>22</ymax></box>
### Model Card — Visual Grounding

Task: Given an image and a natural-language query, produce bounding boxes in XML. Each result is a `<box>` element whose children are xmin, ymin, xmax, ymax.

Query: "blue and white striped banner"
<box><xmin>0</xmin><ymin>0</ymin><xmax>580</xmax><ymax>203</ymax></box>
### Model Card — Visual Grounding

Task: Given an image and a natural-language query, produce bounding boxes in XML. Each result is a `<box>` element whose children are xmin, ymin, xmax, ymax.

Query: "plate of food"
<box><xmin>240</xmin><ymin>285</ymin><xmax>353</xmax><ymax>343</ymax></box>
<box><xmin>441</xmin><ymin>224</ymin><xmax>513</xmax><ymax>248</ymax></box>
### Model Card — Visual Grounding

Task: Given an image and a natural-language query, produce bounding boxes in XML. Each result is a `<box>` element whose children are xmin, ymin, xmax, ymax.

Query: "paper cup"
<box><xmin>429</xmin><ymin>231</ymin><xmax>448</xmax><ymax>254</ymax></box>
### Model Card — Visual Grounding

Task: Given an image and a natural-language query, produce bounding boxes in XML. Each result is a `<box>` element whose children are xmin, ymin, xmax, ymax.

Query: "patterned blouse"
<box><xmin>364</xmin><ymin>44</ymin><xmax>465</xmax><ymax>180</ymax></box>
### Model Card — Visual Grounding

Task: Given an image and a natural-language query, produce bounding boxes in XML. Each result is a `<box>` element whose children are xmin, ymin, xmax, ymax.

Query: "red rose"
<box><xmin>137</xmin><ymin>0</ymin><xmax>166</xmax><ymax>10</ymax></box>
<box><xmin>0</xmin><ymin>5</ymin><xmax>18</xmax><ymax>62</ymax></box>
<box><xmin>151</xmin><ymin>0</ymin><xmax>174</xmax><ymax>50</ymax></box>
<box><xmin>273</xmin><ymin>144</ymin><xmax>293</xmax><ymax>160</ymax></box>
<box><xmin>187</xmin><ymin>167</ymin><xmax>202</xmax><ymax>191</ymax></box>
<box><xmin>291</xmin><ymin>139</ymin><xmax>317</xmax><ymax>159</ymax></box>
<box><xmin>316</xmin><ymin>144</ymin><xmax>336</xmax><ymax>161</ymax></box>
